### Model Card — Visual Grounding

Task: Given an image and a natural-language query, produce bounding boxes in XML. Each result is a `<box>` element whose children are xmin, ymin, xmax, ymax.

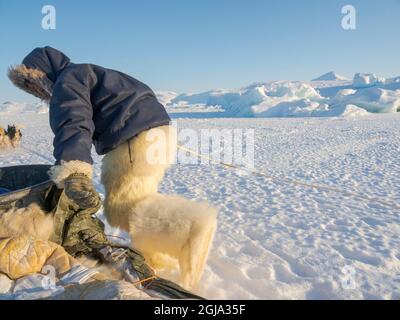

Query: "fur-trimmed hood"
<box><xmin>8</xmin><ymin>46</ymin><xmax>71</xmax><ymax>101</ymax></box>
<box><xmin>7</xmin><ymin>46</ymin><xmax>170</xmax><ymax>166</ymax></box>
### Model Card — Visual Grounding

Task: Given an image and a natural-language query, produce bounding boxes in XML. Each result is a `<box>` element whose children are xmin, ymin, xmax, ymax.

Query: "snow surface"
<box><xmin>1</xmin><ymin>110</ymin><xmax>400</xmax><ymax>300</ymax></box>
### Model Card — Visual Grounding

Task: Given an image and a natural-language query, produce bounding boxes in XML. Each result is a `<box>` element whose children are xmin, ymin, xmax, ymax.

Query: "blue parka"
<box><xmin>17</xmin><ymin>46</ymin><xmax>170</xmax><ymax>164</ymax></box>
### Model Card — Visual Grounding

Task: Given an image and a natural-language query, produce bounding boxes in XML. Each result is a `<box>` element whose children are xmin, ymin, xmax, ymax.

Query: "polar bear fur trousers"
<box><xmin>101</xmin><ymin>125</ymin><xmax>218</xmax><ymax>289</ymax></box>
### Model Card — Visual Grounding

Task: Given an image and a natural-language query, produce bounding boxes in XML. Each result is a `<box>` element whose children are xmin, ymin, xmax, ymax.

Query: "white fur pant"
<box><xmin>101</xmin><ymin>125</ymin><xmax>218</xmax><ymax>289</ymax></box>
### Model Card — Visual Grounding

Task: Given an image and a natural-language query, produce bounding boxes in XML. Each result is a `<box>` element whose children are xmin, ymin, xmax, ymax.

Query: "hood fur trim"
<box><xmin>48</xmin><ymin>160</ymin><xmax>93</xmax><ymax>189</ymax></box>
<box><xmin>7</xmin><ymin>64</ymin><xmax>52</xmax><ymax>101</ymax></box>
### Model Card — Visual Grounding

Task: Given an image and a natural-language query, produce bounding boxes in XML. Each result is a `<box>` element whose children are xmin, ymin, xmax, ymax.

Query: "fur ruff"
<box><xmin>48</xmin><ymin>160</ymin><xmax>93</xmax><ymax>189</ymax></box>
<box><xmin>7</xmin><ymin>64</ymin><xmax>52</xmax><ymax>101</ymax></box>
<box><xmin>0</xmin><ymin>204</ymin><xmax>54</xmax><ymax>240</ymax></box>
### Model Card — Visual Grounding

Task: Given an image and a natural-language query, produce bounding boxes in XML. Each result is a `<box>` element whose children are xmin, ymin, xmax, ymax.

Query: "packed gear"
<box><xmin>0</xmin><ymin>164</ymin><xmax>203</xmax><ymax>300</ymax></box>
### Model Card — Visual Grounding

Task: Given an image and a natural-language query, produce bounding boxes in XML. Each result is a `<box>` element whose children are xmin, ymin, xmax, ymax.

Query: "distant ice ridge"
<box><xmin>156</xmin><ymin>91</ymin><xmax>179</xmax><ymax>106</ymax></box>
<box><xmin>331</xmin><ymin>88</ymin><xmax>400</xmax><ymax>113</ymax></box>
<box><xmin>0</xmin><ymin>101</ymin><xmax>49</xmax><ymax>114</ymax></box>
<box><xmin>164</xmin><ymin>71</ymin><xmax>400</xmax><ymax>117</ymax></box>
<box><xmin>2</xmin><ymin>72</ymin><xmax>400</xmax><ymax>118</ymax></box>
<box><xmin>353</xmin><ymin>73</ymin><xmax>386</xmax><ymax>89</ymax></box>
<box><xmin>168</xmin><ymin>78</ymin><xmax>400</xmax><ymax>117</ymax></box>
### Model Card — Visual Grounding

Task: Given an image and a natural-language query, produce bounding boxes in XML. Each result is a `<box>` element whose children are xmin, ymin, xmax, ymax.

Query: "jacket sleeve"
<box><xmin>49</xmin><ymin>79</ymin><xmax>95</xmax><ymax>165</ymax></box>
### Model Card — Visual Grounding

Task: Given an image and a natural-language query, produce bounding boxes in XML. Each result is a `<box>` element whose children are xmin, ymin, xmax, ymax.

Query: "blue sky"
<box><xmin>0</xmin><ymin>0</ymin><xmax>399</xmax><ymax>102</ymax></box>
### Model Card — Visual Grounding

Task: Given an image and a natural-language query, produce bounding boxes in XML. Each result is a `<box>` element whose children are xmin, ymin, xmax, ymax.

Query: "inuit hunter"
<box><xmin>7</xmin><ymin>46</ymin><xmax>217</xmax><ymax>289</ymax></box>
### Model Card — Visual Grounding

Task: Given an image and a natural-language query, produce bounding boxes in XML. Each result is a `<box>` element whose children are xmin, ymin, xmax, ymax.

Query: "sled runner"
<box><xmin>0</xmin><ymin>164</ymin><xmax>203</xmax><ymax>300</ymax></box>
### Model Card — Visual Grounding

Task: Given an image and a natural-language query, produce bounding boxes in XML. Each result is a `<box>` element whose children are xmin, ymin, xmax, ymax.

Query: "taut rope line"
<box><xmin>177</xmin><ymin>145</ymin><xmax>400</xmax><ymax>211</ymax></box>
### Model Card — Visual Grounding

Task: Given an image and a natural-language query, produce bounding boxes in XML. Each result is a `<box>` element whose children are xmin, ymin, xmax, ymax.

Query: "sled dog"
<box><xmin>6</xmin><ymin>125</ymin><xmax>22</xmax><ymax>148</ymax></box>
<box><xmin>0</xmin><ymin>125</ymin><xmax>22</xmax><ymax>149</ymax></box>
<box><xmin>0</xmin><ymin>127</ymin><xmax>8</xmax><ymax>148</ymax></box>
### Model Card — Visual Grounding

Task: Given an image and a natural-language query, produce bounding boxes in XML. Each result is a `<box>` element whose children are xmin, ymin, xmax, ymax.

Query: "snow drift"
<box><xmin>331</xmin><ymin>88</ymin><xmax>400</xmax><ymax>113</ymax></box>
<box><xmin>166</xmin><ymin>72</ymin><xmax>400</xmax><ymax>117</ymax></box>
<box><xmin>353</xmin><ymin>73</ymin><xmax>385</xmax><ymax>89</ymax></box>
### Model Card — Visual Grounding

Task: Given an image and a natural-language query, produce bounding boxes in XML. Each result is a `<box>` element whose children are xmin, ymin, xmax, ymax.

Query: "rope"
<box><xmin>177</xmin><ymin>145</ymin><xmax>400</xmax><ymax>211</ymax></box>
<box><xmin>131</xmin><ymin>275</ymin><xmax>157</xmax><ymax>287</ymax></box>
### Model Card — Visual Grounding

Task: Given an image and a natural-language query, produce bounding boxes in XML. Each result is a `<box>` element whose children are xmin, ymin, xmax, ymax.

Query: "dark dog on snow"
<box><xmin>0</xmin><ymin>125</ymin><xmax>22</xmax><ymax>148</ymax></box>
